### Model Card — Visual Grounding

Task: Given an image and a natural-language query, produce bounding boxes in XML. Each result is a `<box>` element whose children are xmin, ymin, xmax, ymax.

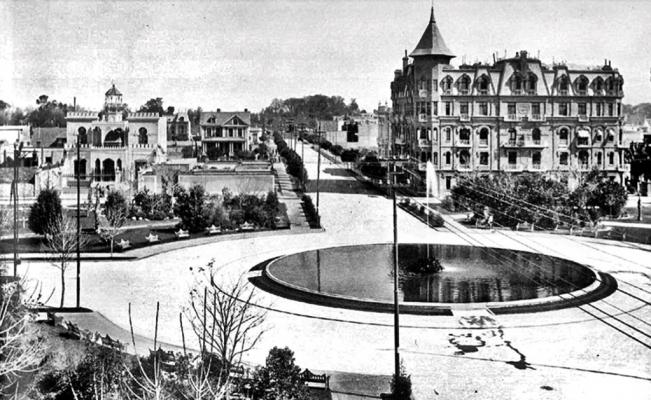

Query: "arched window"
<box><xmin>512</xmin><ymin>74</ymin><xmax>523</xmax><ymax>93</ymax></box>
<box><xmin>92</xmin><ymin>127</ymin><xmax>102</xmax><ymax>147</ymax></box>
<box><xmin>432</xmin><ymin>128</ymin><xmax>438</xmax><ymax>142</ymax></box>
<box><xmin>102</xmin><ymin>159</ymin><xmax>116</xmax><ymax>181</ymax></box>
<box><xmin>605</xmin><ymin>77</ymin><xmax>616</xmax><ymax>95</ymax></box>
<box><xmin>592</xmin><ymin>77</ymin><xmax>604</xmax><ymax>94</ymax></box>
<box><xmin>138</xmin><ymin>127</ymin><xmax>148</xmax><ymax>144</ymax></box>
<box><xmin>117</xmin><ymin>159</ymin><xmax>122</xmax><ymax>170</ymax></box>
<box><xmin>578</xmin><ymin>150</ymin><xmax>590</xmax><ymax>168</ymax></box>
<box><xmin>78</xmin><ymin>127</ymin><xmax>88</xmax><ymax>145</ymax></box>
<box><xmin>596</xmin><ymin>152</ymin><xmax>603</xmax><ymax>165</ymax></box>
<box><xmin>457</xmin><ymin>75</ymin><xmax>471</xmax><ymax>94</ymax></box>
<box><xmin>433</xmin><ymin>152</ymin><xmax>438</xmax><ymax>164</ymax></box>
<box><xmin>440</xmin><ymin>76</ymin><xmax>453</xmax><ymax>94</ymax></box>
<box><xmin>479</xmin><ymin>127</ymin><xmax>489</xmax><ymax>145</ymax></box>
<box><xmin>558</xmin><ymin>75</ymin><xmax>570</xmax><ymax>94</ymax></box>
<box><xmin>607</xmin><ymin>151</ymin><xmax>615</xmax><ymax>165</ymax></box>
<box><xmin>532</xmin><ymin>128</ymin><xmax>541</xmax><ymax>144</ymax></box>
<box><xmin>459</xmin><ymin>150</ymin><xmax>470</xmax><ymax>166</ymax></box>
<box><xmin>444</xmin><ymin>151</ymin><xmax>451</xmax><ymax>165</ymax></box>
<box><xmin>525</xmin><ymin>73</ymin><xmax>537</xmax><ymax>94</ymax></box>
<box><xmin>558</xmin><ymin>127</ymin><xmax>569</xmax><ymax>144</ymax></box>
<box><xmin>444</xmin><ymin>127</ymin><xmax>452</xmax><ymax>141</ymax></box>
<box><xmin>95</xmin><ymin>159</ymin><xmax>101</xmax><ymax>179</ymax></box>
<box><xmin>477</xmin><ymin>75</ymin><xmax>490</xmax><ymax>94</ymax></box>
<box><xmin>532</xmin><ymin>152</ymin><xmax>541</xmax><ymax>168</ymax></box>
<box><xmin>419</xmin><ymin>128</ymin><xmax>428</xmax><ymax>140</ymax></box>
<box><xmin>575</xmin><ymin>75</ymin><xmax>589</xmax><ymax>95</ymax></box>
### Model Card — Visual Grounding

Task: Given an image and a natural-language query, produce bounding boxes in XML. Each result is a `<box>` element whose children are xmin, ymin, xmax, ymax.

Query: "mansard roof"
<box><xmin>409</xmin><ymin>7</ymin><xmax>455</xmax><ymax>58</ymax></box>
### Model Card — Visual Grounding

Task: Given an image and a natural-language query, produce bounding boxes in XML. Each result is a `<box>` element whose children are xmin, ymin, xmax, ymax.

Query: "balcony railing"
<box><xmin>578</xmin><ymin>114</ymin><xmax>589</xmax><ymax>122</ymax></box>
<box><xmin>457</xmin><ymin>139</ymin><xmax>471</xmax><ymax>146</ymax></box>
<box><xmin>531</xmin><ymin>162</ymin><xmax>542</xmax><ymax>170</ymax></box>
<box><xmin>531</xmin><ymin>114</ymin><xmax>543</xmax><ymax>121</ymax></box>
<box><xmin>460</xmin><ymin>113</ymin><xmax>470</xmax><ymax>121</ymax></box>
<box><xmin>506</xmin><ymin>114</ymin><xmax>518</xmax><ymax>121</ymax></box>
<box><xmin>479</xmin><ymin>139</ymin><xmax>488</xmax><ymax>146</ymax></box>
<box><xmin>418</xmin><ymin>114</ymin><xmax>428</xmax><ymax>122</ymax></box>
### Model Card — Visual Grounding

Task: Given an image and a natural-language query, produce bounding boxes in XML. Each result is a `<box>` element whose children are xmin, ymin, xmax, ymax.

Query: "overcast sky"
<box><xmin>1</xmin><ymin>0</ymin><xmax>650</xmax><ymax>112</ymax></box>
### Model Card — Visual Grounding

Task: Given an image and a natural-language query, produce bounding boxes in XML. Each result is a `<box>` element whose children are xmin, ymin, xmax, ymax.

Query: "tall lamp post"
<box><xmin>389</xmin><ymin>158</ymin><xmax>400</xmax><ymax>380</ymax></box>
<box><xmin>315</xmin><ymin>122</ymin><xmax>322</xmax><ymax>227</ymax></box>
<box><xmin>12</xmin><ymin>141</ymin><xmax>24</xmax><ymax>276</ymax></box>
<box><xmin>75</xmin><ymin>131</ymin><xmax>81</xmax><ymax>308</ymax></box>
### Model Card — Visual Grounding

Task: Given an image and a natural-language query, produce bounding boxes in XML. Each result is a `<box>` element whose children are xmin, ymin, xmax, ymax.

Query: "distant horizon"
<box><xmin>1</xmin><ymin>0</ymin><xmax>650</xmax><ymax>113</ymax></box>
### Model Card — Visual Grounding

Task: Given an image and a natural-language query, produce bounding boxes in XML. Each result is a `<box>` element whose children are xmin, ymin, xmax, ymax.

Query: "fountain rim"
<box><xmin>256</xmin><ymin>242</ymin><xmax>614</xmax><ymax>315</ymax></box>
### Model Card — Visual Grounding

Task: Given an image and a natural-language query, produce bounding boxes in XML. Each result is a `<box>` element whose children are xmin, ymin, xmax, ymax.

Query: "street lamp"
<box><xmin>75</xmin><ymin>130</ymin><xmax>82</xmax><ymax>308</ymax></box>
<box><xmin>389</xmin><ymin>158</ymin><xmax>400</xmax><ymax>381</ymax></box>
<box><xmin>12</xmin><ymin>141</ymin><xmax>24</xmax><ymax>276</ymax></box>
<box><xmin>316</xmin><ymin>122</ymin><xmax>322</xmax><ymax>227</ymax></box>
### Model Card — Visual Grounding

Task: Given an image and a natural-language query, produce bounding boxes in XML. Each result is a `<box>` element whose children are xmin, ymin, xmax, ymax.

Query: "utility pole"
<box><xmin>316</xmin><ymin>122</ymin><xmax>322</xmax><ymax>227</ymax></box>
<box><xmin>76</xmin><ymin>131</ymin><xmax>81</xmax><ymax>308</ymax></box>
<box><xmin>391</xmin><ymin>159</ymin><xmax>400</xmax><ymax>381</ymax></box>
<box><xmin>12</xmin><ymin>141</ymin><xmax>22</xmax><ymax>277</ymax></box>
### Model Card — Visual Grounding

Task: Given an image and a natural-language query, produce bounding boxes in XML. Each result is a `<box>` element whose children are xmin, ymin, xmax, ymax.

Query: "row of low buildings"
<box><xmin>0</xmin><ymin>85</ymin><xmax>270</xmax><ymax>202</ymax></box>
<box><xmin>389</xmin><ymin>6</ymin><xmax>633</xmax><ymax>194</ymax></box>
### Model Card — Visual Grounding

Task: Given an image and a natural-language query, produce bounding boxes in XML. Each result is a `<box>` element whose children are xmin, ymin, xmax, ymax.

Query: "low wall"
<box><xmin>178</xmin><ymin>173</ymin><xmax>274</xmax><ymax>195</ymax></box>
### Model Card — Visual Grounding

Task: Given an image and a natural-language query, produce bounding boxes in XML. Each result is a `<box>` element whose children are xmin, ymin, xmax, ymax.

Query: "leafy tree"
<box><xmin>28</xmin><ymin>187</ymin><xmax>63</xmax><ymax>235</ymax></box>
<box><xmin>251</xmin><ymin>347</ymin><xmax>308</xmax><ymax>400</ymax></box>
<box><xmin>173</xmin><ymin>185</ymin><xmax>210</xmax><ymax>232</ymax></box>
<box><xmin>0</xmin><ymin>100</ymin><xmax>9</xmax><ymax>110</ymax></box>
<box><xmin>138</xmin><ymin>97</ymin><xmax>165</xmax><ymax>116</ymax></box>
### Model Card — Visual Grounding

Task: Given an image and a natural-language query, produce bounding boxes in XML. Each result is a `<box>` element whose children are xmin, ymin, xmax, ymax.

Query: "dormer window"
<box><xmin>592</xmin><ymin>77</ymin><xmax>604</xmax><ymax>95</ymax></box>
<box><xmin>525</xmin><ymin>74</ymin><xmax>537</xmax><ymax>94</ymax></box>
<box><xmin>575</xmin><ymin>76</ymin><xmax>589</xmax><ymax>95</ymax></box>
<box><xmin>207</xmin><ymin>116</ymin><xmax>216</xmax><ymax>123</ymax></box>
<box><xmin>457</xmin><ymin>75</ymin><xmax>471</xmax><ymax>95</ymax></box>
<box><xmin>558</xmin><ymin>76</ymin><xmax>570</xmax><ymax>95</ymax></box>
<box><xmin>605</xmin><ymin>77</ymin><xmax>617</xmax><ymax>95</ymax></box>
<box><xmin>477</xmin><ymin>75</ymin><xmax>490</xmax><ymax>94</ymax></box>
<box><xmin>440</xmin><ymin>76</ymin><xmax>453</xmax><ymax>94</ymax></box>
<box><xmin>512</xmin><ymin>74</ymin><xmax>523</xmax><ymax>94</ymax></box>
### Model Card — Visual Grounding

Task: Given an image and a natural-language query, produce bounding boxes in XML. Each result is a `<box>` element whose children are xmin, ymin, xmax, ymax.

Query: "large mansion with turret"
<box><xmin>391</xmin><ymin>7</ymin><xmax>627</xmax><ymax>193</ymax></box>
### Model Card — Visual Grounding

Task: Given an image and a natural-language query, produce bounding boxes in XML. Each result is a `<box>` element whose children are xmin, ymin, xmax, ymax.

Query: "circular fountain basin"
<box><xmin>252</xmin><ymin>243</ymin><xmax>615</xmax><ymax>314</ymax></box>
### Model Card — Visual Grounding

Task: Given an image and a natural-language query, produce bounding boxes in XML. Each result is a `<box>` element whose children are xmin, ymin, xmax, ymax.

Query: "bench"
<box><xmin>515</xmin><ymin>222</ymin><xmax>535</xmax><ymax>232</ymax></box>
<box><xmin>239</xmin><ymin>222</ymin><xmax>255</xmax><ymax>231</ymax></box>
<box><xmin>206</xmin><ymin>225</ymin><xmax>221</xmax><ymax>235</ymax></box>
<box><xmin>145</xmin><ymin>233</ymin><xmax>159</xmax><ymax>243</ymax></box>
<box><xmin>101</xmin><ymin>334</ymin><xmax>124</xmax><ymax>351</ymax></box>
<box><xmin>117</xmin><ymin>239</ymin><xmax>131</xmax><ymax>250</ymax></box>
<box><xmin>175</xmin><ymin>229</ymin><xmax>190</xmax><ymax>239</ymax></box>
<box><xmin>301</xmin><ymin>369</ymin><xmax>329</xmax><ymax>390</ymax></box>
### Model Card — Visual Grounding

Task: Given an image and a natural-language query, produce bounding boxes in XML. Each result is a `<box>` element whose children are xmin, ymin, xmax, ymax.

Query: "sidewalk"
<box><xmin>274</xmin><ymin>161</ymin><xmax>310</xmax><ymax>229</ymax></box>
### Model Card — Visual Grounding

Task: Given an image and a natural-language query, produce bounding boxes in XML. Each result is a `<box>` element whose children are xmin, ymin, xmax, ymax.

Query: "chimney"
<box><xmin>244</xmin><ymin>108</ymin><xmax>248</xmax><ymax>113</ymax></box>
<box><xmin>402</xmin><ymin>49</ymin><xmax>408</xmax><ymax>70</ymax></box>
<box><xmin>73</xmin><ymin>96</ymin><xmax>76</xmax><ymax>111</ymax></box>
<box><xmin>216</xmin><ymin>108</ymin><xmax>221</xmax><ymax>112</ymax></box>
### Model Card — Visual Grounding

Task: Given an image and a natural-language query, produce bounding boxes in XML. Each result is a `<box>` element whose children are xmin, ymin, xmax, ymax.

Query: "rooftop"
<box><xmin>409</xmin><ymin>6</ymin><xmax>455</xmax><ymax>59</ymax></box>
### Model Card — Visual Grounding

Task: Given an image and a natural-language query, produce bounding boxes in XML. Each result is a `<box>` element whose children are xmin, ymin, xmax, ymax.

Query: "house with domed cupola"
<box><xmin>64</xmin><ymin>84</ymin><xmax>167</xmax><ymax>189</ymax></box>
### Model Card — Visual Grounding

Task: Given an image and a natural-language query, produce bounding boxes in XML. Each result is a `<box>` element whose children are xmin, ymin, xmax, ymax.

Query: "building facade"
<box><xmin>199</xmin><ymin>110</ymin><xmax>251</xmax><ymax>158</ymax></box>
<box><xmin>390</xmin><ymin>7</ymin><xmax>627</xmax><ymax>193</ymax></box>
<box><xmin>64</xmin><ymin>84</ymin><xmax>167</xmax><ymax>187</ymax></box>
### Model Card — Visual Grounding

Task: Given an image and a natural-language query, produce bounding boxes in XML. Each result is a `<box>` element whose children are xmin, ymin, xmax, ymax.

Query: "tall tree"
<box><xmin>98</xmin><ymin>190</ymin><xmax>128</xmax><ymax>256</ymax></box>
<box><xmin>139</xmin><ymin>98</ymin><xmax>166</xmax><ymax>116</ymax></box>
<box><xmin>44</xmin><ymin>215</ymin><xmax>89</xmax><ymax>308</ymax></box>
<box><xmin>28</xmin><ymin>187</ymin><xmax>63</xmax><ymax>235</ymax></box>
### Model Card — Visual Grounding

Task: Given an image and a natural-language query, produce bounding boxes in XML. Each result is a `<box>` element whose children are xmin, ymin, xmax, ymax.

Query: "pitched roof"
<box><xmin>105</xmin><ymin>84</ymin><xmax>122</xmax><ymax>96</ymax></box>
<box><xmin>200</xmin><ymin>111</ymin><xmax>251</xmax><ymax>126</ymax></box>
<box><xmin>409</xmin><ymin>7</ymin><xmax>455</xmax><ymax>58</ymax></box>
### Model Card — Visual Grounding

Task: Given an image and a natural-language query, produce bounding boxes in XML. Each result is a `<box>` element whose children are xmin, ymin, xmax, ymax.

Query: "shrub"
<box><xmin>173</xmin><ymin>185</ymin><xmax>209</xmax><ymax>232</ymax></box>
<box><xmin>28</xmin><ymin>187</ymin><xmax>62</xmax><ymax>235</ymax></box>
<box><xmin>302</xmin><ymin>194</ymin><xmax>319</xmax><ymax>228</ymax></box>
<box><xmin>206</xmin><ymin>146</ymin><xmax>223</xmax><ymax>160</ymax></box>
<box><xmin>251</xmin><ymin>347</ymin><xmax>309</xmax><ymax>400</ymax></box>
<box><xmin>341</xmin><ymin>149</ymin><xmax>359</xmax><ymax>162</ymax></box>
<box><xmin>132</xmin><ymin>189</ymin><xmax>171</xmax><ymax>220</ymax></box>
<box><xmin>331</xmin><ymin>144</ymin><xmax>344</xmax><ymax>156</ymax></box>
<box><xmin>391</xmin><ymin>362</ymin><xmax>413</xmax><ymax>400</ymax></box>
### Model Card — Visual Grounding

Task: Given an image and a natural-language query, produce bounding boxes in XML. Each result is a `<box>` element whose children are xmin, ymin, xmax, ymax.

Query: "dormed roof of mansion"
<box><xmin>65</xmin><ymin>111</ymin><xmax>162</xmax><ymax>121</ymax></box>
<box><xmin>200</xmin><ymin>111</ymin><xmax>251</xmax><ymax>126</ymax></box>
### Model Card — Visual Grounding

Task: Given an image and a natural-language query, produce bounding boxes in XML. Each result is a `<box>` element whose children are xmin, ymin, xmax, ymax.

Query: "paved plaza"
<box><xmin>18</xmin><ymin>146</ymin><xmax>651</xmax><ymax>399</ymax></box>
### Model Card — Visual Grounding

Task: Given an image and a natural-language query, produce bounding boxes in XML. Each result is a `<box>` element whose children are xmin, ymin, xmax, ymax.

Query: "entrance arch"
<box><xmin>102</xmin><ymin>159</ymin><xmax>115</xmax><ymax>181</ymax></box>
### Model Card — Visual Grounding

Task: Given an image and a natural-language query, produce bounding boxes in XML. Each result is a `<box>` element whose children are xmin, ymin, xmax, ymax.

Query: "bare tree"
<box><xmin>187</xmin><ymin>260</ymin><xmax>266</xmax><ymax>373</ymax></box>
<box><xmin>44</xmin><ymin>215</ymin><xmax>89</xmax><ymax>308</ymax></box>
<box><xmin>98</xmin><ymin>205</ymin><xmax>126</xmax><ymax>257</ymax></box>
<box><xmin>0</xmin><ymin>279</ymin><xmax>46</xmax><ymax>398</ymax></box>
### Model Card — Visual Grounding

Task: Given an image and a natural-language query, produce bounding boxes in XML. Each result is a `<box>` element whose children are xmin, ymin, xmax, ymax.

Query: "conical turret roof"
<box><xmin>409</xmin><ymin>7</ymin><xmax>455</xmax><ymax>58</ymax></box>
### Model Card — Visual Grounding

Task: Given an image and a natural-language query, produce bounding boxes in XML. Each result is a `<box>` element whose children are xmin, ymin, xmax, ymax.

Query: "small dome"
<box><xmin>105</xmin><ymin>84</ymin><xmax>122</xmax><ymax>97</ymax></box>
